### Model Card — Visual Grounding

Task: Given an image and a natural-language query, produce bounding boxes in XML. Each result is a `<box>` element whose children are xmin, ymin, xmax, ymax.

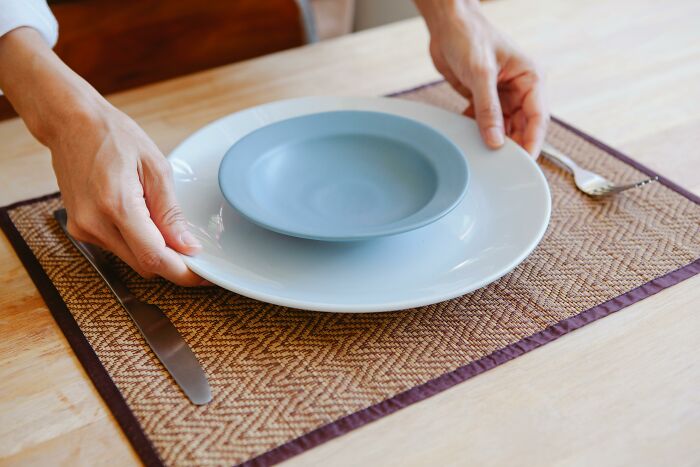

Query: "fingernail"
<box><xmin>180</xmin><ymin>230</ymin><xmax>202</xmax><ymax>248</ymax></box>
<box><xmin>485</xmin><ymin>127</ymin><xmax>504</xmax><ymax>147</ymax></box>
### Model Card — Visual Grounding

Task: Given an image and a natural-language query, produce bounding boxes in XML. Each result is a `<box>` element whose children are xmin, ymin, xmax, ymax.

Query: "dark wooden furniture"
<box><xmin>0</xmin><ymin>0</ymin><xmax>307</xmax><ymax>120</ymax></box>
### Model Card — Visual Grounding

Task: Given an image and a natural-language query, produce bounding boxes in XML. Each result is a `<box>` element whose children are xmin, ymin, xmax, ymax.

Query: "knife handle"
<box><xmin>55</xmin><ymin>209</ymin><xmax>137</xmax><ymax>304</ymax></box>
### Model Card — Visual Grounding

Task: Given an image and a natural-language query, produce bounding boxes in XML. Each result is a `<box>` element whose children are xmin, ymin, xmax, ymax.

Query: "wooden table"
<box><xmin>1</xmin><ymin>0</ymin><xmax>699</xmax><ymax>465</ymax></box>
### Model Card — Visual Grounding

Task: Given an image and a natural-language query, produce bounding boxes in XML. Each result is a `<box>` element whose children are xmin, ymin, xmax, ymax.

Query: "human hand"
<box><xmin>415</xmin><ymin>0</ymin><xmax>549</xmax><ymax>156</ymax></box>
<box><xmin>52</xmin><ymin>102</ymin><xmax>206</xmax><ymax>285</ymax></box>
<box><xmin>0</xmin><ymin>27</ymin><xmax>204</xmax><ymax>285</ymax></box>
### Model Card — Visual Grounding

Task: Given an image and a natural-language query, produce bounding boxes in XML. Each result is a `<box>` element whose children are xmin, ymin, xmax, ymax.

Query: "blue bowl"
<box><xmin>218</xmin><ymin>110</ymin><xmax>469</xmax><ymax>241</ymax></box>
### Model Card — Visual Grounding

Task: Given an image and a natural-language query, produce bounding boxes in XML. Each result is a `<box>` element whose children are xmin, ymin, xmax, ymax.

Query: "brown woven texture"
<box><xmin>8</xmin><ymin>83</ymin><xmax>700</xmax><ymax>466</ymax></box>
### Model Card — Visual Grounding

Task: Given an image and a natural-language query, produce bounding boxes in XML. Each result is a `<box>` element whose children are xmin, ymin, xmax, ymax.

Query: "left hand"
<box><xmin>415</xmin><ymin>0</ymin><xmax>549</xmax><ymax>156</ymax></box>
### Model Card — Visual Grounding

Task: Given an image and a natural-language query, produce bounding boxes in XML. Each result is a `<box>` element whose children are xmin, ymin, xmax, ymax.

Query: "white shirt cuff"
<box><xmin>0</xmin><ymin>0</ymin><xmax>58</xmax><ymax>47</ymax></box>
<box><xmin>0</xmin><ymin>0</ymin><xmax>58</xmax><ymax>97</ymax></box>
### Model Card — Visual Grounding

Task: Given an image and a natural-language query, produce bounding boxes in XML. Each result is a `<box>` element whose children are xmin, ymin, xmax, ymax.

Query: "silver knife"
<box><xmin>54</xmin><ymin>209</ymin><xmax>212</xmax><ymax>405</ymax></box>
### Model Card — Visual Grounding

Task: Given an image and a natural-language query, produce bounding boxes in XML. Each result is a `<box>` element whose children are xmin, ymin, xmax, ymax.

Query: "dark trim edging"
<box><xmin>550</xmin><ymin>116</ymin><xmax>700</xmax><ymax>205</ymax></box>
<box><xmin>244</xmin><ymin>260</ymin><xmax>699</xmax><ymax>466</ymax></box>
<box><xmin>0</xmin><ymin>193</ymin><xmax>165</xmax><ymax>467</ymax></box>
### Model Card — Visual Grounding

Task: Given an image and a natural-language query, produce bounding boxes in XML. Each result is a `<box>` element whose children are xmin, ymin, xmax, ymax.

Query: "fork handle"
<box><xmin>540</xmin><ymin>143</ymin><xmax>579</xmax><ymax>174</ymax></box>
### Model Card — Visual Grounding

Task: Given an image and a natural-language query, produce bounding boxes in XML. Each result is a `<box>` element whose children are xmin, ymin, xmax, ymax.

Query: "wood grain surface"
<box><xmin>1</xmin><ymin>0</ymin><xmax>699</xmax><ymax>465</ymax></box>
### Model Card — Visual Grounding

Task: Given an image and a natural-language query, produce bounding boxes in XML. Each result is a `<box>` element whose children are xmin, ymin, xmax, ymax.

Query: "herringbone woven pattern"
<box><xmin>7</xmin><ymin>83</ymin><xmax>700</xmax><ymax>466</ymax></box>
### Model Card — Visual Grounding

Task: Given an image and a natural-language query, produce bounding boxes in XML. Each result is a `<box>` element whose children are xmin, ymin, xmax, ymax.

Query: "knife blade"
<box><xmin>54</xmin><ymin>209</ymin><xmax>212</xmax><ymax>405</ymax></box>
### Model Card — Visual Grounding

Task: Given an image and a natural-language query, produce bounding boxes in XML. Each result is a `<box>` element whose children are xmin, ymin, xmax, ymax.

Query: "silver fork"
<box><xmin>540</xmin><ymin>142</ymin><xmax>658</xmax><ymax>197</ymax></box>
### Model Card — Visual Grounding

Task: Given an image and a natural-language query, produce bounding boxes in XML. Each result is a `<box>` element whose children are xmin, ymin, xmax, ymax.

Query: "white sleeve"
<box><xmin>0</xmin><ymin>0</ymin><xmax>58</xmax><ymax>46</ymax></box>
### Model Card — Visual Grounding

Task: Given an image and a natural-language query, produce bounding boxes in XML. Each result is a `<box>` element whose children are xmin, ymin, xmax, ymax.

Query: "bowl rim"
<box><xmin>217</xmin><ymin>110</ymin><xmax>470</xmax><ymax>241</ymax></box>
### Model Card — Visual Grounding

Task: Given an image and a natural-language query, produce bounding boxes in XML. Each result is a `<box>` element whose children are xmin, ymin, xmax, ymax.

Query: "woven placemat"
<box><xmin>2</xmin><ymin>82</ymin><xmax>699</xmax><ymax>467</ymax></box>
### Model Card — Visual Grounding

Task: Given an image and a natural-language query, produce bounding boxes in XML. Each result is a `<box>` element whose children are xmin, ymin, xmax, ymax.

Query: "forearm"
<box><xmin>0</xmin><ymin>27</ymin><xmax>106</xmax><ymax>146</ymax></box>
<box><xmin>0</xmin><ymin>28</ymin><xmax>202</xmax><ymax>285</ymax></box>
<box><xmin>414</xmin><ymin>0</ymin><xmax>482</xmax><ymax>32</ymax></box>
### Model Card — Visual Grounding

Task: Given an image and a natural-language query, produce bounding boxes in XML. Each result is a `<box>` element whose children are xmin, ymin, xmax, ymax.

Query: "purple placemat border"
<box><xmin>1</xmin><ymin>81</ymin><xmax>698</xmax><ymax>467</ymax></box>
<box><xmin>550</xmin><ymin>117</ymin><xmax>700</xmax><ymax>205</ymax></box>
<box><xmin>0</xmin><ymin>192</ymin><xmax>164</xmax><ymax>467</ymax></box>
<box><xmin>246</xmin><ymin>260</ymin><xmax>699</xmax><ymax>466</ymax></box>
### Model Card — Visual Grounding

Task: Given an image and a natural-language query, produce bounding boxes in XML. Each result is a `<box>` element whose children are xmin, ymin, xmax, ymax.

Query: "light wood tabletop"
<box><xmin>1</xmin><ymin>0</ymin><xmax>699</xmax><ymax>465</ymax></box>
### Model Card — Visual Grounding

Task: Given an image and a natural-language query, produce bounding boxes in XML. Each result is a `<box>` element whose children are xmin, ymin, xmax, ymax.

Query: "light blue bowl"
<box><xmin>218</xmin><ymin>110</ymin><xmax>469</xmax><ymax>241</ymax></box>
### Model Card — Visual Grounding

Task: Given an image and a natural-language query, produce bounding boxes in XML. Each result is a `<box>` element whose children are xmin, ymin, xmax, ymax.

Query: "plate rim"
<box><xmin>170</xmin><ymin>95</ymin><xmax>552</xmax><ymax>312</ymax></box>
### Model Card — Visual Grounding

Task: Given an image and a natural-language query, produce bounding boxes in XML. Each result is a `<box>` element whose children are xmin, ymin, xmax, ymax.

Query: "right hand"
<box><xmin>415</xmin><ymin>0</ymin><xmax>549</xmax><ymax>157</ymax></box>
<box><xmin>51</xmin><ymin>100</ymin><xmax>206</xmax><ymax>285</ymax></box>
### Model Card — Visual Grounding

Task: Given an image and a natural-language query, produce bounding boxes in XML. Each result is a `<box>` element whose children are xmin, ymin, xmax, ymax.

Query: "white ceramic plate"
<box><xmin>169</xmin><ymin>97</ymin><xmax>551</xmax><ymax>312</ymax></box>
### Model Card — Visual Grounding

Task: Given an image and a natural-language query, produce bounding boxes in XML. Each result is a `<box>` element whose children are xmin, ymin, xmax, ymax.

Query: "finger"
<box><xmin>67</xmin><ymin>209</ymin><xmax>157</xmax><ymax>279</ymax></box>
<box><xmin>498</xmin><ymin>86</ymin><xmax>522</xmax><ymax>119</ymax></box>
<box><xmin>141</xmin><ymin>155</ymin><xmax>201</xmax><ymax>256</ymax></box>
<box><xmin>470</xmin><ymin>67</ymin><xmax>505</xmax><ymax>149</ymax></box>
<box><xmin>510</xmin><ymin>130</ymin><xmax>524</xmax><ymax>148</ymax></box>
<box><xmin>511</xmin><ymin>110</ymin><xmax>528</xmax><ymax>135</ymax></box>
<box><xmin>66</xmin><ymin>213</ymin><xmax>102</xmax><ymax>246</ymax></box>
<box><xmin>442</xmin><ymin>64</ymin><xmax>473</xmax><ymax>102</ymax></box>
<box><xmin>462</xmin><ymin>102</ymin><xmax>476</xmax><ymax>120</ymax></box>
<box><xmin>511</xmin><ymin>112</ymin><xmax>528</xmax><ymax>148</ymax></box>
<box><xmin>115</xmin><ymin>196</ymin><xmax>204</xmax><ymax>286</ymax></box>
<box><xmin>90</xmin><ymin>222</ymin><xmax>157</xmax><ymax>279</ymax></box>
<box><xmin>501</xmin><ymin>68</ymin><xmax>549</xmax><ymax>156</ymax></box>
<box><xmin>521</xmin><ymin>86</ymin><xmax>549</xmax><ymax>157</ymax></box>
<box><xmin>430</xmin><ymin>42</ymin><xmax>473</xmax><ymax>102</ymax></box>
<box><xmin>503</xmin><ymin>114</ymin><xmax>513</xmax><ymax>137</ymax></box>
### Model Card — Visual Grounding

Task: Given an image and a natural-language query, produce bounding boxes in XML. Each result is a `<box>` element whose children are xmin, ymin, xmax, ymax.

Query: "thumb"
<box><xmin>469</xmin><ymin>68</ymin><xmax>505</xmax><ymax>149</ymax></box>
<box><xmin>145</xmin><ymin>157</ymin><xmax>202</xmax><ymax>255</ymax></box>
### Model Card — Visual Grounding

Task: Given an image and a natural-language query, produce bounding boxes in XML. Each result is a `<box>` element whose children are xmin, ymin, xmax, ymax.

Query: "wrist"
<box><xmin>28</xmin><ymin>54</ymin><xmax>111</xmax><ymax>148</ymax></box>
<box><xmin>37</xmin><ymin>80</ymin><xmax>111</xmax><ymax>149</ymax></box>
<box><xmin>415</xmin><ymin>0</ymin><xmax>481</xmax><ymax>32</ymax></box>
